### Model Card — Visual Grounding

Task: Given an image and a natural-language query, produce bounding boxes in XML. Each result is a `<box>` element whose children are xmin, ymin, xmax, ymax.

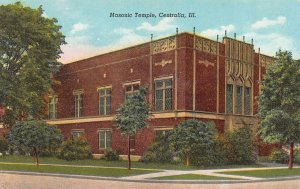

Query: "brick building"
<box><xmin>46</xmin><ymin>32</ymin><xmax>275</xmax><ymax>159</ymax></box>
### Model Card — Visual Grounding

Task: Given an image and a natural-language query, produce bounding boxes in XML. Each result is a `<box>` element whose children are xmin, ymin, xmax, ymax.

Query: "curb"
<box><xmin>0</xmin><ymin>170</ymin><xmax>299</xmax><ymax>184</ymax></box>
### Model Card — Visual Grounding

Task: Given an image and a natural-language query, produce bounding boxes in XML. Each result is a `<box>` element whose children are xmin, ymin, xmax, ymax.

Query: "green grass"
<box><xmin>150</xmin><ymin>174</ymin><xmax>240</xmax><ymax>180</ymax></box>
<box><xmin>0</xmin><ymin>155</ymin><xmax>263</xmax><ymax>170</ymax></box>
<box><xmin>220</xmin><ymin>168</ymin><xmax>300</xmax><ymax>178</ymax></box>
<box><xmin>0</xmin><ymin>163</ymin><xmax>157</xmax><ymax>177</ymax></box>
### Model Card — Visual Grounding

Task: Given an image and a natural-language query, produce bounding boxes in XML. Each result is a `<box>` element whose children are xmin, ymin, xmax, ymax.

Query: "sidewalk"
<box><xmin>122</xmin><ymin>166</ymin><xmax>300</xmax><ymax>181</ymax></box>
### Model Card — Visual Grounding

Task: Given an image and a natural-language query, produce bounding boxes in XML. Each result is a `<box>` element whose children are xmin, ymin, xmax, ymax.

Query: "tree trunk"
<box><xmin>128</xmin><ymin>135</ymin><xmax>131</xmax><ymax>170</ymax></box>
<box><xmin>288</xmin><ymin>142</ymin><xmax>294</xmax><ymax>169</ymax></box>
<box><xmin>33</xmin><ymin>147</ymin><xmax>39</xmax><ymax>166</ymax></box>
<box><xmin>186</xmin><ymin>153</ymin><xmax>190</xmax><ymax>167</ymax></box>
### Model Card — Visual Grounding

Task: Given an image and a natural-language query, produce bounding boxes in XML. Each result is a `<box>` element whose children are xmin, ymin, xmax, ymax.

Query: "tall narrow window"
<box><xmin>99</xmin><ymin>87</ymin><xmax>111</xmax><ymax>115</ymax></box>
<box><xmin>244</xmin><ymin>87</ymin><xmax>251</xmax><ymax>115</ymax></box>
<box><xmin>155</xmin><ymin>78</ymin><xmax>172</xmax><ymax>111</ymax></box>
<box><xmin>99</xmin><ymin>130</ymin><xmax>112</xmax><ymax>149</ymax></box>
<box><xmin>235</xmin><ymin>85</ymin><xmax>243</xmax><ymax>114</ymax></box>
<box><xmin>74</xmin><ymin>91</ymin><xmax>83</xmax><ymax>118</ymax></box>
<box><xmin>226</xmin><ymin>84</ymin><xmax>233</xmax><ymax>114</ymax></box>
<box><xmin>124</xmin><ymin>82</ymin><xmax>140</xmax><ymax>100</ymax></box>
<box><xmin>48</xmin><ymin>96</ymin><xmax>58</xmax><ymax>119</ymax></box>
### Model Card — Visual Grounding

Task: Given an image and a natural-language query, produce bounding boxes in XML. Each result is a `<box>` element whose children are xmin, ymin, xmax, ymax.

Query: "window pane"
<box><xmin>165</xmin><ymin>79</ymin><xmax>172</xmax><ymax>87</ymax></box>
<box><xmin>100</xmin><ymin>89</ymin><xmax>105</xmax><ymax>95</ymax></box>
<box><xmin>74</xmin><ymin>96</ymin><xmax>79</xmax><ymax>117</ymax></box>
<box><xmin>165</xmin><ymin>97</ymin><xmax>172</xmax><ymax>110</ymax></box>
<box><xmin>99</xmin><ymin>131</ymin><xmax>105</xmax><ymax>148</ymax></box>
<box><xmin>226</xmin><ymin>84</ymin><xmax>233</xmax><ymax>114</ymax></box>
<box><xmin>155</xmin><ymin>89</ymin><xmax>163</xmax><ymax>111</ymax></box>
<box><xmin>156</xmin><ymin>89</ymin><xmax>163</xmax><ymax>99</ymax></box>
<box><xmin>244</xmin><ymin>87</ymin><xmax>251</xmax><ymax>115</ymax></box>
<box><xmin>156</xmin><ymin>99</ymin><xmax>163</xmax><ymax>111</ymax></box>
<box><xmin>100</xmin><ymin>106</ymin><xmax>105</xmax><ymax>115</ymax></box>
<box><xmin>106</xmin><ymin>88</ymin><xmax>111</xmax><ymax>95</ymax></box>
<box><xmin>236</xmin><ymin>86</ymin><xmax>243</xmax><ymax>114</ymax></box>
<box><xmin>49</xmin><ymin>96</ymin><xmax>58</xmax><ymax>119</ymax></box>
<box><xmin>155</xmin><ymin>80</ymin><xmax>163</xmax><ymax>88</ymax></box>
<box><xmin>99</xmin><ymin>96</ymin><xmax>104</xmax><ymax>115</ymax></box>
<box><xmin>106</xmin><ymin>131</ymin><xmax>111</xmax><ymax>148</ymax></box>
<box><xmin>106</xmin><ymin>96</ymin><xmax>111</xmax><ymax>115</ymax></box>
<box><xmin>125</xmin><ymin>85</ymin><xmax>132</xmax><ymax>92</ymax></box>
<box><xmin>165</xmin><ymin>88</ymin><xmax>172</xmax><ymax>99</ymax></box>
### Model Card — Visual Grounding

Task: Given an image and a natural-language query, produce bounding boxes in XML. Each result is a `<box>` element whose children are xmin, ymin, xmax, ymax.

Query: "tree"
<box><xmin>225</xmin><ymin>126</ymin><xmax>257</xmax><ymax>164</ymax></box>
<box><xmin>169</xmin><ymin>119</ymin><xmax>217</xmax><ymax>166</ymax></box>
<box><xmin>7</xmin><ymin>120</ymin><xmax>63</xmax><ymax>165</ymax></box>
<box><xmin>115</xmin><ymin>87</ymin><xmax>151</xmax><ymax>170</ymax></box>
<box><xmin>258</xmin><ymin>50</ymin><xmax>300</xmax><ymax>169</ymax></box>
<box><xmin>0</xmin><ymin>2</ymin><xmax>65</xmax><ymax>126</ymax></box>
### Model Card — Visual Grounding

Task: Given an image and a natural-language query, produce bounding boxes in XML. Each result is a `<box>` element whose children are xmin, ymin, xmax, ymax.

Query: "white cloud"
<box><xmin>201</xmin><ymin>24</ymin><xmax>235</xmax><ymax>39</ymax></box>
<box><xmin>251</xmin><ymin>16</ymin><xmax>286</xmax><ymax>30</ymax></box>
<box><xmin>243</xmin><ymin>32</ymin><xmax>299</xmax><ymax>58</ymax></box>
<box><xmin>137</xmin><ymin>18</ymin><xmax>176</xmax><ymax>32</ymax></box>
<box><xmin>113</xmin><ymin>28</ymin><xmax>133</xmax><ymax>35</ymax></box>
<box><xmin>70</xmin><ymin>22</ymin><xmax>89</xmax><ymax>34</ymax></box>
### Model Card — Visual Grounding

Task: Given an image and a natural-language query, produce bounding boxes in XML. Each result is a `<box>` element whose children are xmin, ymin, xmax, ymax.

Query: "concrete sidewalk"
<box><xmin>122</xmin><ymin>166</ymin><xmax>300</xmax><ymax>181</ymax></box>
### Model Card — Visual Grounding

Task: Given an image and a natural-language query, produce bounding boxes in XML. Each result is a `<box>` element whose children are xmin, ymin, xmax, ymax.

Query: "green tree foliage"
<box><xmin>169</xmin><ymin>119</ymin><xmax>217</xmax><ymax>166</ymax></box>
<box><xmin>57</xmin><ymin>136</ymin><xmax>92</xmax><ymax>161</ymax></box>
<box><xmin>141</xmin><ymin>133</ymin><xmax>175</xmax><ymax>163</ymax></box>
<box><xmin>258</xmin><ymin>50</ymin><xmax>300</xmax><ymax>169</ymax></box>
<box><xmin>102</xmin><ymin>148</ymin><xmax>120</xmax><ymax>161</ymax></box>
<box><xmin>7</xmin><ymin>120</ymin><xmax>63</xmax><ymax>165</ymax></box>
<box><xmin>115</xmin><ymin>87</ymin><xmax>151</xmax><ymax>169</ymax></box>
<box><xmin>269</xmin><ymin>148</ymin><xmax>289</xmax><ymax>164</ymax></box>
<box><xmin>224</xmin><ymin>126</ymin><xmax>257</xmax><ymax>164</ymax></box>
<box><xmin>189</xmin><ymin>136</ymin><xmax>227</xmax><ymax>166</ymax></box>
<box><xmin>0</xmin><ymin>2</ymin><xmax>65</xmax><ymax>126</ymax></box>
<box><xmin>0</xmin><ymin>137</ymin><xmax>8</xmax><ymax>155</ymax></box>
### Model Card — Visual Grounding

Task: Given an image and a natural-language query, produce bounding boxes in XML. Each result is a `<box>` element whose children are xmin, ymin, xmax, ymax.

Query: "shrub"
<box><xmin>295</xmin><ymin>146</ymin><xmax>300</xmax><ymax>164</ymax></box>
<box><xmin>0</xmin><ymin>137</ymin><xmax>8</xmax><ymax>155</ymax></box>
<box><xmin>225</xmin><ymin>126</ymin><xmax>257</xmax><ymax>164</ymax></box>
<box><xmin>169</xmin><ymin>119</ymin><xmax>217</xmax><ymax>166</ymax></box>
<box><xmin>58</xmin><ymin>136</ymin><xmax>92</xmax><ymax>161</ymax></box>
<box><xmin>189</xmin><ymin>134</ymin><xmax>229</xmax><ymax>167</ymax></box>
<box><xmin>141</xmin><ymin>133</ymin><xmax>176</xmax><ymax>163</ymax></box>
<box><xmin>269</xmin><ymin>148</ymin><xmax>289</xmax><ymax>163</ymax></box>
<box><xmin>102</xmin><ymin>148</ymin><xmax>119</xmax><ymax>161</ymax></box>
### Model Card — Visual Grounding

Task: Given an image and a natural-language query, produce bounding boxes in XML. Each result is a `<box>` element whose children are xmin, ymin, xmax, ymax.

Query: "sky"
<box><xmin>1</xmin><ymin>0</ymin><xmax>300</xmax><ymax>63</ymax></box>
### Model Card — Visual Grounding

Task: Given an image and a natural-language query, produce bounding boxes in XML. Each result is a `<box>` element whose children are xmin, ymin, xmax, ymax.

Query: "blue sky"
<box><xmin>1</xmin><ymin>0</ymin><xmax>300</xmax><ymax>63</ymax></box>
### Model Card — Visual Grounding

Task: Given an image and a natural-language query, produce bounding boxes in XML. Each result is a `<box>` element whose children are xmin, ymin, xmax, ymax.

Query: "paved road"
<box><xmin>0</xmin><ymin>173</ymin><xmax>299</xmax><ymax>189</ymax></box>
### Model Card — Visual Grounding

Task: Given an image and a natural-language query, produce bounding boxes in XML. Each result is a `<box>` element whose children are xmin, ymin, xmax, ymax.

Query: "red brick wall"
<box><xmin>195</xmin><ymin>51</ymin><xmax>218</xmax><ymax>112</ymax></box>
<box><xmin>218</xmin><ymin>44</ymin><xmax>226</xmax><ymax>113</ymax></box>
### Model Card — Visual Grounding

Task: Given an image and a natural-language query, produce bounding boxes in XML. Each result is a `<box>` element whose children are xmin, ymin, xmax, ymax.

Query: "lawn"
<box><xmin>150</xmin><ymin>174</ymin><xmax>240</xmax><ymax>180</ymax></box>
<box><xmin>0</xmin><ymin>155</ymin><xmax>263</xmax><ymax>170</ymax></box>
<box><xmin>0</xmin><ymin>163</ymin><xmax>157</xmax><ymax>177</ymax></box>
<box><xmin>220</xmin><ymin>168</ymin><xmax>300</xmax><ymax>178</ymax></box>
